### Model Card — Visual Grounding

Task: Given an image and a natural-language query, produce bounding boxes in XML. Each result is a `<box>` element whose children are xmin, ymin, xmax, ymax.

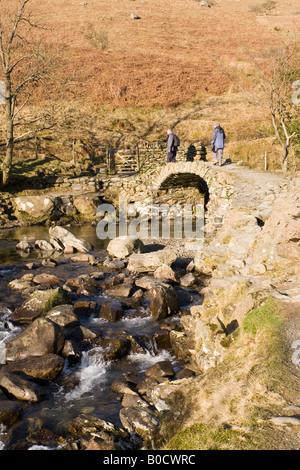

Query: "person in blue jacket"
<box><xmin>211</xmin><ymin>122</ymin><xmax>226</xmax><ymax>166</ymax></box>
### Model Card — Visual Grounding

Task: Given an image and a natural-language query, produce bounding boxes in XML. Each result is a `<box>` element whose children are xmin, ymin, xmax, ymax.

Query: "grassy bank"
<box><xmin>161</xmin><ymin>299</ymin><xmax>300</xmax><ymax>450</ymax></box>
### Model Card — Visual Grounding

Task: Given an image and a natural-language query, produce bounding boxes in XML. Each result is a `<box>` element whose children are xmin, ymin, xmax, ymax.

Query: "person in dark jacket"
<box><xmin>167</xmin><ymin>129</ymin><xmax>177</xmax><ymax>163</ymax></box>
<box><xmin>211</xmin><ymin>122</ymin><xmax>226</xmax><ymax>166</ymax></box>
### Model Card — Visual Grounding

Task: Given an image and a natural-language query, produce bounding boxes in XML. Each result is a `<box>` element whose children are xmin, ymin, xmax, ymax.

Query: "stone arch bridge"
<box><xmin>151</xmin><ymin>161</ymin><xmax>217</xmax><ymax>195</ymax></box>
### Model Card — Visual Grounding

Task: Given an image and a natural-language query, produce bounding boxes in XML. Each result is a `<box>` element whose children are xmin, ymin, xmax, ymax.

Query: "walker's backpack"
<box><xmin>173</xmin><ymin>134</ymin><xmax>180</xmax><ymax>147</ymax></box>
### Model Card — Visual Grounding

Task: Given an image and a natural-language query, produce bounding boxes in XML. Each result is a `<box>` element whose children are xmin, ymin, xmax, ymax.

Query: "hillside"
<box><xmin>0</xmin><ymin>0</ymin><xmax>299</xmax><ymax>173</ymax></box>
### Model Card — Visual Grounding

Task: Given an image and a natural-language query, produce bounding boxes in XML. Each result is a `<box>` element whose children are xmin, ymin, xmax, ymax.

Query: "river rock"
<box><xmin>127</xmin><ymin>249</ymin><xmax>177</xmax><ymax>273</ymax></box>
<box><xmin>70</xmin><ymin>413</ymin><xmax>130</xmax><ymax>450</ymax></box>
<box><xmin>119</xmin><ymin>406</ymin><xmax>158</xmax><ymax>442</ymax></box>
<box><xmin>49</xmin><ymin>226</ymin><xmax>93</xmax><ymax>253</ymax></box>
<box><xmin>34</xmin><ymin>240</ymin><xmax>54</xmax><ymax>251</ymax></box>
<box><xmin>3</xmin><ymin>354</ymin><xmax>65</xmax><ymax>381</ymax></box>
<box><xmin>11</xmin><ymin>287</ymin><xmax>71</xmax><ymax>324</ymax></box>
<box><xmin>5</xmin><ymin>317</ymin><xmax>65</xmax><ymax>362</ymax></box>
<box><xmin>8</xmin><ymin>275</ymin><xmax>34</xmax><ymax>291</ymax></box>
<box><xmin>73</xmin><ymin>300</ymin><xmax>97</xmax><ymax>317</ymax></box>
<box><xmin>14</xmin><ymin>195</ymin><xmax>54</xmax><ymax>220</ymax></box>
<box><xmin>99</xmin><ymin>299</ymin><xmax>124</xmax><ymax>322</ymax></box>
<box><xmin>107</xmin><ymin>236</ymin><xmax>144</xmax><ymax>259</ymax></box>
<box><xmin>153</xmin><ymin>264</ymin><xmax>177</xmax><ymax>281</ymax></box>
<box><xmin>144</xmin><ymin>360</ymin><xmax>175</xmax><ymax>380</ymax></box>
<box><xmin>0</xmin><ymin>369</ymin><xmax>44</xmax><ymax>402</ymax></box>
<box><xmin>45</xmin><ymin>304</ymin><xmax>80</xmax><ymax>333</ymax></box>
<box><xmin>0</xmin><ymin>401</ymin><xmax>22</xmax><ymax>426</ymax></box>
<box><xmin>94</xmin><ymin>336</ymin><xmax>131</xmax><ymax>360</ymax></box>
<box><xmin>73</xmin><ymin>194</ymin><xmax>102</xmax><ymax>217</ymax></box>
<box><xmin>33</xmin><ymin>273</ymin><xmax>61</xmax><ymax>286</ymax></box>
<box><xmin>106</xmin><ymin>284</ymin><xmax>133</xmax><ymax>298</ymax></box>
<box><xmin>16</xmin><ymin>241</ymin><xmax>33</xmax><ymax>253</ymax></box>
<box><xmin>180</xmin><ymin>272</ymin><xmax>196</xmax><ymax>287</ymax></box>
<box><xmin>148</xmin><ymin>284</ymin><xmax>179</xmax><ymax>320</ymax></box>
<box><xmin>135</xmin><ymin>276</ymin><xmax>171</xmax><ymax>290</ymax></box>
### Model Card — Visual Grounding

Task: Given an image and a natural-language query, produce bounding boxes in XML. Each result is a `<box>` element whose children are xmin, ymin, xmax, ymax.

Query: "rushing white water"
<box><xmin>63</xmin><ymin>347</ymin><xmax>109</xmax><ymax>402</ymax></box>
<box><xmin>0</xmin><ymin>307</ymin><xmax>22</xmax><ymax>364</ymax></box>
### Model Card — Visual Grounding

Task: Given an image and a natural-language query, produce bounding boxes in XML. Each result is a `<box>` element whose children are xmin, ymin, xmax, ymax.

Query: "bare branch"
<box><xmin>14</xmin><ymin>122</ymin><xmax>56</xmax><ymax>142</ymax></box>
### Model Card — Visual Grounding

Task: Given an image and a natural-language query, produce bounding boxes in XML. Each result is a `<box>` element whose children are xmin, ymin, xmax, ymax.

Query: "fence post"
<box><xmin>137</xmin><ymin>146</ymin><xmax>140</xmax><ymax>172</ymax></box>
<box><xmin>264</xmin><ymin>151</ymin><xmax>268</xmax><ymax>171</ymax></box>
<box><xmin>72</xmin><ymin>140</ymin><xmax>76</xmax><ymax>165</ymax></box>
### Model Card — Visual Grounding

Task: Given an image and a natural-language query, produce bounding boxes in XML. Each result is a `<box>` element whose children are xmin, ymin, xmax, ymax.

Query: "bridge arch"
<box><xmin>151</xmin><ymin>162</ymin><xmax>215</xmax><ymax>206</ymax></box>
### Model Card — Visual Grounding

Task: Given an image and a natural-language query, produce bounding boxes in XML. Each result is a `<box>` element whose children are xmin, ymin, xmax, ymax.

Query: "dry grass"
<box><xmin>162</xmin><ymin>299</ymin><xmax>300</xmax><ymax>450</ymax></box>
<box><xmin>0</xmin><ymin>0</ymin><xmax>299</xmax><ymax>169</ymax></box>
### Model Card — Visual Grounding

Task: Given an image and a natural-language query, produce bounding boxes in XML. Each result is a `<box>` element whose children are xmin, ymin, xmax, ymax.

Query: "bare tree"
<box><xmin>0</xmin><ymin>0</ymin><xmax>55</xmax><ymax>186</ymax></box>
<box><xmin>215</xmin><ymin>41</ymin><xmax>300</xmax><ymax>171</ymax></box>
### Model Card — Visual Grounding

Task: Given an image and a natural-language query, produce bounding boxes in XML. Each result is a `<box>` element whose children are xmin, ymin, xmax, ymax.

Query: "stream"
<box><xmin>0</xmin><ymin>223</ymin><xmax>200</xmax><ymax>450</ymax></box>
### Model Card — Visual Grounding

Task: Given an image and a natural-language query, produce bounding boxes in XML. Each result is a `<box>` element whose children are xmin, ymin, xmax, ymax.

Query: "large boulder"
<box><xmin>14</xmin><ymin>195</ymin><xmax>54</xmax><ymax>221</ymax></box>
<box><xmin>0</xmin><ymin>369</ymin><xmax>44</xmax><ymax>402</ymax></box>
<box><xmin>127</xmin><ymin>249</ymin><xmax>177</xmax><ymax>273</ymax></box>
<box><xmin>253</xmin><ymin>193</ymin><xmax>300</xmax><ymax>266</ymax></box>
<box><xmin>148</xmin><ymin>283</ymin><xmax>179</xmax><ymax>320</ymax></box>
<box><xmin>107</xmin><ymin>236</ymin><xmax>144</xmax><ymax>259</ymax></box>
<box><xmin>49</xmin><ymin>226</ymin><xmax>93</xmax><ymax>253</ymax></box>
<box><xmin>73</xmin><ymin>194</ymin><xmax>102</xmax><ymax>218</ymax></box>
<box><xmin>0</xmin><ymin>401</ymin><xmax>22</xmax><ymax>426</ymax></box>
<box><xmin>11</xmin><ymin>287</ymin><xmax>71</xmax><ymax>325</ymax></box>
<box><xmin>5</xmin><ymin>317</ymin><xmax>65</xmax><ymax>362</ymax></box>
<box><xmin>3</xmin><ymin>354</ymin><xmax>65</xmax><ymax>381</ymax></box>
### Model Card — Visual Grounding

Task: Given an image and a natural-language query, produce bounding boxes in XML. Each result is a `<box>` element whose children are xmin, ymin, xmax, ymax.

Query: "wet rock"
<box><xmin>122</xmin><ymin>394</ymin><xmax>149</xmax><ymax>409</ymax></box>
<box><xmin>70</xmin><ymin>325</ymin><xmax>98</xmax><ymax>341</ymax></box>
<box><xmin>136</xmin><ymin>377</ymin><xmax>160</xmax><ymax>397</ymax></box>
<box><xmin>45</xmin><ymin>304</ymin><xmax>80</xmax><ymax>333</ymax></box>
<box><xmin>49</xmin><ymin>226</ymin><xmax>93</xmax><ymax>253</ymax></box>
<box><xmin>73</xmin><ymin>194</ymin><xmax>102</xmax><ymax>218</ymax></box>
<box><xmin>107</xmin><ymin>236</ymin><xmax>144</xmax><ymax>259</ymax></box>
<box><xmin>3</xmin><ymin>354</ymin><xmax>65</xmax><ymax>381</ymax></box>
<box><xmin>0</xmin><ymin>401</ymin><xmax>22</xmax><ymax>426</ymax></box>
<box><xmin>11</xmin><ymin>287</ymin><xmax>71</xmax><ymax>324</ymax></box>
<box><xmin>106</xmin><ymin>284</ymin><xmax>133</xmax><ymax>298</ymax></box>
<box><xmin>144</xmin><ymin>360</ymin><xmax>175</xmax><ymax>380</ymax></box>
<box><xmin>153</xmin><ymin>264</ymin><xmax>177</xmax><ymax>281</ymax></box>
<box><xmin>73</xmin><ymin>300</ymin><xmax>97</xmax><ymax>317</ymax></box>
<box><xmin>119</xmin><ymin>406</ymin><xmax>158</xmax><ymax>443</ymax></box>
<box><xmin>169</xmin><ymin>330</ymin><xmax>194</xmax><ymax>361</ymax></box>
<box><xmin>121</xmin><ymin>289</ymin><xmax>143</xmax><ymax>308</ymax></box>
<box><xmin>25</xmin><ymin>262</ymin><xmax>40</xmax><ymax>270</ymax></box>
<box><xmin>70</xmin><ymin>253</ymin><xmax>98</xmax><ymax>264</ymax></box>
<box><xmin>8</xmin><ymin>275</ymin><xmax>34</xmax><ymax>291</ymax></box>
<box><xmin>41</xmin><ymin>258</ymin><xmax>58</xmax><ymax>268</ymax></box>
<box><xmin>125</xmin><ymin>371</ymin><xmax>143</xmax><ymax>387</ymax></box>
<box><xmin>135</xmin><ymin>276</ymin><xmax>171</xmax><ymax>290</ymax></box>
<box><xmin>97</xmin><ymin>336</ymin><xmax>131</xmax><ymax>360</ymax></box>
<box><xmin>0</xmin><ymin>369</ymin><xmax>44</xmax><ymax>402</ymax></box>
<box><xmin>99</xmin><ymin>299</ymin><xmax>124</xmax><ymax>322</ymax></box>
<box><xmin>104</xmin><ymin>259</ymin><xmax>126</xmax><ymax>271</ymax></box>
<box><xmin>61</xmin><ymin>339</ymin><xmax>82</xmax><ymax>363</ymax></box>
<box><xmin>34</xmin><ymin>240</ymin><xmax>54</xmax><ymax>251</ymax></box>
<box><xmin>111</xmin><ymin>381</ymin><xmax>138</xmax><ymax>396</ymax></box>
<box><xmin>33</xmin><ymin>273</ymin><xmax>61</xmax><ymax>286</ymax></box>
<box><xmin>5</xmin><ymin>317</ymin><xmax>65</xmax><ymax>362</ymax></box>
<box><xmin>16</xmin><ymin>241</ymin><xmax>33</xmax><ymax>253</ymax></box>
<box><xmin>127</xmin><ymin>249</ymin><xmax>177</xmax><ymax>273</ymax></box>
<box><xmin>70</xmin><ymin>413</ymin><xmax>130</xmax><ymax>449</ymax></box>
<box><xmin>174</xmin><ymin>286</ymin><xmax>193</xmax><ymax>306</ymax></box>
<box><xmin>180</xmin><ymin>272</ymin><xmax>196</xmax><ymax>287</ymax></box>
<box><xmin>153</xmin><ymin>330</ymin><xmax>171</xmax><ymax>350</ymax></box>
<box><xmin>148</xmin><ymin>284</ymin><xmax>179</xmax><ymax>320</ymax></box>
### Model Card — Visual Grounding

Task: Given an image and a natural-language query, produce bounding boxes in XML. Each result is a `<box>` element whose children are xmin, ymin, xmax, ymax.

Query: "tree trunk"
<box><xmin>1</xmin><ymin>74</ymin><xmax>14</xmax><ymax>187</ymax></box>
